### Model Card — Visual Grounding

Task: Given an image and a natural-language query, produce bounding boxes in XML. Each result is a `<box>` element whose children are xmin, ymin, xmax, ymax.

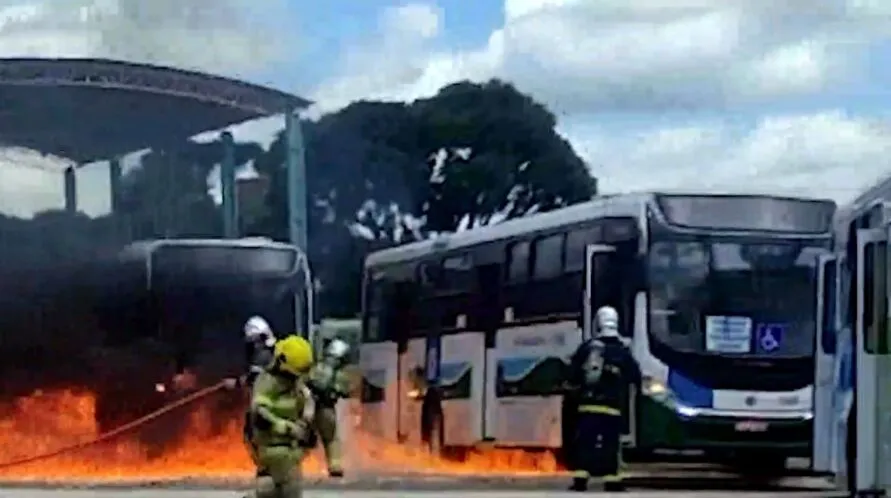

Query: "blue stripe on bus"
<box><xmin>439</xmin><ymin>361</ymin><xmax>471</xmax><ymax>385</ymax></box>
<box><xmin>497</xmin><ymin>357</ymin><xmax>541</xmax><ymax>381</ymax></box>
<box><xmin>667</xmin><ymin>369</ymin><xmax>713</xmax><ymax>408</ymax></box>
<box><xmin>363</xmin><ymin>368</ymin><xmax>388</xmax><ymax>388</ymax></box>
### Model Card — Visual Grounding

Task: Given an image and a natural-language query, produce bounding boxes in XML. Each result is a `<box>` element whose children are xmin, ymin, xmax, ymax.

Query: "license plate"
<box><xmin>735</xmin><ymin>420</ymin><xmax>769</xmax><ymax>432</ymax></box>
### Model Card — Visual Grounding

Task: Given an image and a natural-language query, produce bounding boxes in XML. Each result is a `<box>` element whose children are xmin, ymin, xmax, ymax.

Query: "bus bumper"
<box><xmin>636</xmin><ymin>395</ymin><xmax>812</xmax><ymax>456</ymax></box>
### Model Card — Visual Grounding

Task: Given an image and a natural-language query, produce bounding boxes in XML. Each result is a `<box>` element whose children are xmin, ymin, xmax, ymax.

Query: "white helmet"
<box><xmin>324</xmin><ymin>338</ymin><xmax>350</xmax><ymax>361</ymax></box>
<box><xmin>594</xmin><ymin>306</ymin><xmax>620</xmax><ymax>338</ymax></box>
<box><xmin>244</xmin><ymin>316</ymin><xmax>275</xmax><ymax>347</ymax></box>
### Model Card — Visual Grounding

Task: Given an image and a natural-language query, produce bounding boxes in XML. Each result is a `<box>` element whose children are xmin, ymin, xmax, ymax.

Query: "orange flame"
<box><xmin>0</xmin><ymin>388</ymin><xmax>561</xmax><ymax>483</ymax></box>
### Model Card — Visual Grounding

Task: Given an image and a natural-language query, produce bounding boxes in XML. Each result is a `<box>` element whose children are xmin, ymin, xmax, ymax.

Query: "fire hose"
<box><xmin>0</xmin><ymin>379</ymin><xmax>229</xmax><ymax>470</ymax></box>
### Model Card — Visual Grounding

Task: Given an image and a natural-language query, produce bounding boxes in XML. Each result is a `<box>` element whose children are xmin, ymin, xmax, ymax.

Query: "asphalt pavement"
<box><xmin>0</xmin><ymin>490</ymin><xmax>848</xmax><ymax>498</ymax></box>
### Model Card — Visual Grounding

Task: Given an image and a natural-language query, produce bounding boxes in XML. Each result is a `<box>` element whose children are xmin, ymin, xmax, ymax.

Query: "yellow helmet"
<box><xmin>273</xmin><ymin>335</ymin><xmax>314</xmax><ymax>375</ymax></box>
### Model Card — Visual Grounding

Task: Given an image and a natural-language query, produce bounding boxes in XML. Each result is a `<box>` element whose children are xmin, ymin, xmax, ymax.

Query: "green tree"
<box><xmin>251</xmin><ymin>79</ymin><xmax>596</xmax><ymax>317</ymax></box>
<box><xmin>412</xmin><ymin>80</ymin><xmax>595</xmax><ymax>232</ymax></box>
<box><xmin>117</xmin><ymin>139</ymin><xmax>264</xmax><ymax>238</ymax></box>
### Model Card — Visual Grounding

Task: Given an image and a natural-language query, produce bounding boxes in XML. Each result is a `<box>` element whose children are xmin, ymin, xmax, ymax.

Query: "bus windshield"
<box><xmin>153</xmin><ymin>244</ymin><xmax>297</xmax><ymax>277</ymax></box>
<box><xmin>150</xmin><ymin>243</ymin><xmax>307</xmax><ymax>348</ymax></box>
<box><xmin>648</xmin><ymin>237</ymin><xmax>827</xmax><ymax>358</ymax></box>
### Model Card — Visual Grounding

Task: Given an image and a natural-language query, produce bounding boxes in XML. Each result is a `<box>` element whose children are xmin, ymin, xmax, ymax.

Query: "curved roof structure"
<box><xmin>0</xmin><ymin>58</ymin><xmax>311</xmax><ymax>164</ymax></box>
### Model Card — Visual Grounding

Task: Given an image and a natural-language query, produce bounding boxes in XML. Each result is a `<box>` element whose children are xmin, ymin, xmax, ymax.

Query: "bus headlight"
<box><xmin>642</xmin><ymin>377</ymin><xmax>668</xmax><ymax>397</ymax></box>
<box><xmin>641</xmin><ymin>377</ymin><xmax>700</xmax><ymax>418</ymax></box>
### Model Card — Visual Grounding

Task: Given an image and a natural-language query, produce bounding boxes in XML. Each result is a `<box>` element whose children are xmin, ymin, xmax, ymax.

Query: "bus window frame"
<box><xmin>864</xmin><ymin>240</ymin><xmax>889</xmax><ymax>354</ymax></box>
<box><xmin>361</xmin><ymin>272</ymin><xmax>387</xmax><ymax>343</ymax></box>
<box><xmin>531</xmin><ymin>233</ymin><xmax>566</xmax><ymax>280</ymax></box>
<box><xmin>506</xmin><ymin>240</ymin><xmax>531</xmax><ymax>283</ymax></box>
<box><xmin>566</xmin><ymin>225</ymin><xmax>602</xmax><ymax>272</ymax></box>
<box><xmin>437</xmin><ymin>253</ymin><xmax>476</xmax><ymax>296</ymax></box>
<box><xmin>819</xmin><ymin>258</ymin><xmax>838</xmax><ymax>355</ymax></box>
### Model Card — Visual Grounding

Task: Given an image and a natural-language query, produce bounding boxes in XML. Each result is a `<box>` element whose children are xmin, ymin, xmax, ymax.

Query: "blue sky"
<box><xmin>249</xmin><ymin>0</ymin><xmax>891</xmax><ymax>207</ymax></box>
<box><xmin>0</xmin><ymin>0</ymin><xmax>890</xmax><ymax>217</ymax></box>
<box><xmin>248</xmin><ymin>0</ymin><xmax>503</xmax><ymax>93</ymax></box>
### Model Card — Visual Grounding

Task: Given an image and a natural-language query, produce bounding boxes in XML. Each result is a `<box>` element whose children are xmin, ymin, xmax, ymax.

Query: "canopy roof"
<box><xmin>0</xmin><ymin>58</ymin><xmax>311</xmax><ymax>164</ymax></box>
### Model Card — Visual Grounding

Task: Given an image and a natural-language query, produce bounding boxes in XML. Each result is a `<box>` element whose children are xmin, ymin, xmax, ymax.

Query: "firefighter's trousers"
<box><xmin>571</xmin><ymin>404</ymin><xmax>624</xmax><ymax>490</ymax></box>
<box><xmin>313</xmin><ymin>404</ymin><xmax>343</xmax><ymax>473</ymax></box>
<box><xmin>243</xmin><ymin>412</ymin><xmax>262</xmax><ymax>472</ymax></box>
<box><xmin>250</xmin><ymin>444</ymin><xmax>305</xmax><ymax>498</ymax></box>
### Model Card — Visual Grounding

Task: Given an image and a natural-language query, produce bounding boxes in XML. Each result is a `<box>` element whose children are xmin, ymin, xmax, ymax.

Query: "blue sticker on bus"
<box><xmin>756</xmin><ymin>323</ymin><xmax>785</xmax><ymax>353</ymax></box>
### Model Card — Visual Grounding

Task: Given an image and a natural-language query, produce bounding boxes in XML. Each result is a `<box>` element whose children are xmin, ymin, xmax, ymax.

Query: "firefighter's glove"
<box><xmin>272</xmin><ymin>419</ymin><xmax>300</xmax><ymax>437</ymax></box>
<box><xmin>291</xmin><ymin>420</ymin><xmax>312</xmax><ymax>440</ymax></box>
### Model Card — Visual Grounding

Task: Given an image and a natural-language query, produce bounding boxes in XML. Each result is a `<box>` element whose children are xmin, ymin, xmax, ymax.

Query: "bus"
<box><xmin>89</xmin><ymin>237</ymin><xmax>313</xmax><ymax>431</ymax></box>
<box><xmin>814</xmin><ymin>177</ymin><xmax>891</xmax><ymax>494</ymax></box>
<box><xmin>358</xmin><ymin>192</ymin><xmax>836</xmax><ymax>471</ymax></box>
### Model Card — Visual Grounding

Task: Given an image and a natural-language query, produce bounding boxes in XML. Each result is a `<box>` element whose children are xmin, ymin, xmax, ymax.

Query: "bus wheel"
<box><xmin>426</xmin><ymin>411</ymin><xmax>444</xmax><ymax>457</ymax></box>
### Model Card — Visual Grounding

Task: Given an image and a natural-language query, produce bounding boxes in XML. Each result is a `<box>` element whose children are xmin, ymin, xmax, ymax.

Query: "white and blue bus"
<box><xmin>814</xmin><ymin>176</ymin><xmax>891</xmax><ymax>495</ymax></box>
<box><xmin>358</xmin><ymin>192</ymin><xmax>835</xmax><ymax>471</ymax></box>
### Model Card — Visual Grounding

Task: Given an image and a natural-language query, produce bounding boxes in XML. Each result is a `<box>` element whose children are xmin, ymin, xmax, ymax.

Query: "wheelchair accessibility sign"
<box><xmin>756</xmin><ymin>323</ymin><xmax>785</xmax><ymax>353</ymax></box>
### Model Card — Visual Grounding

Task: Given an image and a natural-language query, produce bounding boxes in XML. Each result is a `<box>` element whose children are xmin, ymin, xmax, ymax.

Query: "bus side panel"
<box><xmin>359</xmin><ymin>341</ymin><xmax>399</xmax><ymax>441</ymax></box>
<box><xmin>440</xmin><ymin>331</ymin><xmax>485</xmax><ymax>446</ymax></box>
<box><xmin>398</xmin><ymin>337</ymin><xmax>426</xmax><ymax>445</ymax></box>
<box><xmin>489</xmin><ymin>321</ymin><xmax>581</xmax><ymax>447</ymax></box>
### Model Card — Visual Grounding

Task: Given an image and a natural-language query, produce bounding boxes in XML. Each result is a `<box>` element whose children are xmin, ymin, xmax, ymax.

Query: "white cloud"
<box><xmin>316</xmin><ymin>0</ymin><xmax>887</xmax><ymax>112</ymax></box>
<box><xmin>0</xmin><ymin>0</ymin><xmax>292</xmax><ymax>77</ymax></box>
<box><xmin>311</xmin><ymin>0</ymin><xmax>891</xmax><ymax>204</ymax></box>
<box><xmin>564</xmin><ymin>111</ymin><xmax>891</xmax><ymax>204</ymax></box>
<box><xmin>311</xmin><ymin>2</ymin><xmax>445</xmax><ymax>115</ymax></box>
<box><xmin>0</xmin><ymin>0</ymin><xmax>296</xmax><ymax>217</ymax></box>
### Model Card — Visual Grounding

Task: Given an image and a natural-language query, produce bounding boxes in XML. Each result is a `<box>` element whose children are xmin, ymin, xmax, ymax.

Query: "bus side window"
<box><xmin>388</xmin><ymin>280</ymin><xmax>417</xmax><ymax>349</ymax></box>
<box><xmin>531</xmin><ymin>234</ymin><xmax>564</xmax><ymax>279</ymax></box>
<box><xmin>864</xmin><ymin>241</ymin><xmax>889</xmax><ymax>354</ymax></box>
<box><xmin>506</xmin><ymin>241</ymin><xmax>530</xmax><ymax>283</ymax></box>
<box><xmin>415</xmin><ymin>263</ymin><xmax>439</xmax><ymax>332</ymax></box>
<box><xmin>362</xmin><ymin>276</ymin><xmax>387</xmax><ymax>342</ymax></box>
<box><xmin>565</xmin><ymin>226</ymin><xmax>602</xmax><ymax>272</ymax></box>
<box><xmin>820</xmin><ymin>260</ymin><xmax>837</xmax><ymax>354</ymax></box>
<box><xmin>441</xmin><ymin>254</ymin><xmax>474</xmax><ymax>292</ymax></box>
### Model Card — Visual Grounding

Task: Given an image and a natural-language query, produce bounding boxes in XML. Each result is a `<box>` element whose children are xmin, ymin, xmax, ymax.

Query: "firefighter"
<box><xmin>247</xmin><ymin>334</ymin><xmax>316</xmax><ymax>498</ymax></box>
<box><xmin>567</xmin><ymin>306</ymin><xmax>641</xmax><ymax>492</ymax></box>
<box><xmin>307</xmin><ymin>337</ymin><xmax>352</xmax><ymax>477</ymax></box>
<box><xmin>226</xmin><ymin>316</ymin><xmax>278</xmax><ymax>470</ymax></box>
<box><xmin>241</xmin><ymin>316</ymin><xmax>278</xmax><ymax>386</ymax></box>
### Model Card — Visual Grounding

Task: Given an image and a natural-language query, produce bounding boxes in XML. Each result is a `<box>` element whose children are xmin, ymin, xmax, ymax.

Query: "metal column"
<box><xmin>220</xmin><ymin>131</ymin><xmax>238</xmax><ymax>238</ymax></box>
<box><xmin>285</xmin><ymin>111</ymin><xmax>308</xmax><ymax>253</ymax></box>
<box><xmin>63</xmin><ymin>165</ymin><xmax>77</xmax><ymax>213</ymax></box>
<box><xmin>285</xmin><ymin>110</ymin><xmax>311</xmax><ymax>338</ymax></box>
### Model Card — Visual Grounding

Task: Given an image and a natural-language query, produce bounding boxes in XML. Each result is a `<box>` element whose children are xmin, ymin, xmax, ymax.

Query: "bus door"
<box><xmin>392</xmin><ymin>280</ymin><xmax>423</xmax><ymax>445</ymax></box>
<box><xmin>812</xmin><ymin>253</ymin><xmax>837</xmax><ymax>473</ymax></box>
<box><xmin>583</xmin><ymin>243</ymin><xmax>635</xmax><ymax>445</ymax></box>
<box><xmin>358</xmin><ymin>273</ymin><xmax>400</xmax><ymax>441</ymax></box>
<box><xmin>583</xmin><ymin>244</ymin><xmax>617</xmax><ymax>340</ymax></box>
<box><xmin>854</xmin><ymin>228</ymin><xmax>887</xmax><ymax>493</ymax></box>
